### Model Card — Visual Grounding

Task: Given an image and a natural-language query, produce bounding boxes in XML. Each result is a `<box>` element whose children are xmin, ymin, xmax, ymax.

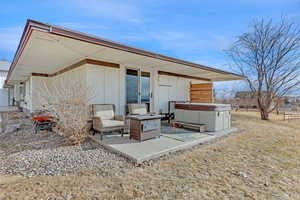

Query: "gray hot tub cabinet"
<box><xmin>174</xmin><ymin>103</ymin><xmax>231</xmax><ymax>132</ymax></box>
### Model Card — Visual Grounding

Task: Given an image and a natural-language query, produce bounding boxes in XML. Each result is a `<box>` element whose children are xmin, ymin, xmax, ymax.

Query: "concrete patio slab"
<box><xmin>110</xmin><ymin>137</ymin><xmax>183</xmax><ymax>162</ymax></box>
<box><xmin>89</xmin><ymin>127</ymin><xmax>239</xmax><ymax>163</ymax></box>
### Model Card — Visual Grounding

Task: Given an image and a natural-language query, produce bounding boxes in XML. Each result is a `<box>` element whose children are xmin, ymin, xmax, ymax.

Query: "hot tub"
<box><xmin>174</xmin><ymin>103</ymin><xmax>231</xmax><ymax>132</ymax></box>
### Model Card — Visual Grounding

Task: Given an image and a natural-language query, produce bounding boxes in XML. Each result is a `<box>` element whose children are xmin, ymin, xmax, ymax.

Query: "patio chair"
<box><xmin>91</xmin><ymin>104</ymin><xmax>125</xmax><ymax>140</ymax></box>
<box><xmin>127</xmin><ymin>103</ymin><xmax>151</xmax><ymax>115</ymax></box>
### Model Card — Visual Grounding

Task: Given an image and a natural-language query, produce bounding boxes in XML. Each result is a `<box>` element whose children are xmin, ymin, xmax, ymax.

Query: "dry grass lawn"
<box><xmin>1</xmin><ymin>112</ymin><xmax>300</xmax><ymax>200</ymax></box>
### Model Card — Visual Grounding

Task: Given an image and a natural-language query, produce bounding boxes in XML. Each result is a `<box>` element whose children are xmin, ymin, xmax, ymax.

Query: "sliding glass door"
<box><xmin>126</xmin><ymin>69</ymin><xmax>151</xmax><ymax>111</ymax></box>
<box><xmin>126</xmin><ymin>69</ymin><xmax>139</xmax><ymax>104</ymax></box>
<box><xmin>141</xmin><ymin>71</ymin><xmax>151</xmax><ymax>105</ymax></box>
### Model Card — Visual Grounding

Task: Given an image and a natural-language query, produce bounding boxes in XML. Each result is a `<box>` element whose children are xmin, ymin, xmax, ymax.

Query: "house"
<box><xmin>0</xmin><ymin>60</ymin><xmax>9</xmax><ymax>87</ymax></box>
<box><xmin>0</xmin><ymin>60</ymin><xmax>10</xmax><ymax>106</ymax></box>
<box><xmin>234</xmin><ymin>91</ymin><xmax>286</xmax><ymax>110</ymax></box>
<box><xmin>234</xmin><ymin>91</ymin><xmax>259</xmax><ymax>108</ymax></box>
<box><xmin>4</xmin><ymin>19</ymin><xmax>244</xmax><ymax>114</ymax></box>
<box><xmin>282</xmin><ymin>95</ymin><xmax>300</xmax><ymax>105</ymax></box>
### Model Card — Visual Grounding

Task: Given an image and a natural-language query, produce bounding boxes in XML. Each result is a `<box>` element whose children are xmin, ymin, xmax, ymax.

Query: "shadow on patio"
<box><xmin>89</xmin><ymin>123</ymin><xmax>238</xmax><ymax>163</ymax></box>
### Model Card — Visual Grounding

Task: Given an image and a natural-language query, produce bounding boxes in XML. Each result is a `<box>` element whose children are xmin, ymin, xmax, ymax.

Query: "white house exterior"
<box><xmin>0</xmin><ymin>61</ymin><xmax>9</xmax><ymax>87</ymax></box>
<box><xmin>0</xmin><ymin>61</ymin><xmax>9</xmax><ymax>106</ymax></box>
<box><xmin>5</xmin><ymin>20</ymin><xmax>244</xmax><ymax>114</ymax></box>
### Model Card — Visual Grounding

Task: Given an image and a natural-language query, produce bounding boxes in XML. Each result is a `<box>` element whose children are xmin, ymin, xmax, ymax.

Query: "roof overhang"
<box><xmin>6</xmin><ymin>19</ymin><xmax>245</xmax><ymax>85</ymax></box>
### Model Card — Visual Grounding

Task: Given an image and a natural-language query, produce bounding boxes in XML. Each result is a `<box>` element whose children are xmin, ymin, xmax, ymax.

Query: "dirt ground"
<box><xmin>1</xmin><ymin>112</ymin><xmax>300</xmax><ymax>200</ymax></box>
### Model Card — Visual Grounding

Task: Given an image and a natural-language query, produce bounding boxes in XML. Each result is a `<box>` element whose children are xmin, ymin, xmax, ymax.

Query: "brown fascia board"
<box><xmin>158</xmin><ymin>71</ymin><xmax>210</xmax><ymax>81</ymax></box>
<box><xmin>6</xmin><ymin>19</ymin><xmax>245</xmax><ymax>83</ymax></box>
<box><xmin>6</xmin><ymin>19</ymin><xmax>50</xmax><ymax>83</ymax></box>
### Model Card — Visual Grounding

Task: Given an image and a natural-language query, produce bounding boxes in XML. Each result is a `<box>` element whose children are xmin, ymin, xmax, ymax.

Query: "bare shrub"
<box><xmin>37</xmin><ymin>78</ymin><xmax>94</xmax><ymax>145</ymax></box>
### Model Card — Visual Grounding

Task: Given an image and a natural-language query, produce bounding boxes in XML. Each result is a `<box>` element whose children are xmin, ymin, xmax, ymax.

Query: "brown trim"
<box><xmin>7</xmin><ymin>29</ymin><xmax>34</xmax><ymax>82</ymax></box>
<box><xmin>6</xmin><ymin>19</ymin><xmax>245</xmax><ymax>84</ymax></box>
<box><xmin>51</xmin><ymin>59</ymin><xmax>87</xmax><ymax>76</ymax></box>
<box><xmin>158</xmin><ymin>71</ymin><xmax>211</xmax><ymax>82</ymax></box>
<box><xmin>175</xmin><ymin>103</ymin><xmax>216</xmax><ymax>111</ymax></box>
<box><xmin>86</xmin><ymin>59</ymin><xmax>119</xmax><ymax>68</ymax></box>
<box><xmin>31</xmin><ymin>58</ymin><xmax>120</xmax><ymax>77</ymax></box>
<box><xmin>32</xmin><ymin>73</ymin><xmax>49</xmax><ymax>77</ymax></box>
<box><xmin>6</xmin><ymin>19</ymin><xmax>54</xmax><ymax>82</ymax></box>
<box><xmin>0</xmin><ymin>70</ymin><xmax>8</xmax><ymax>73</ymax></box>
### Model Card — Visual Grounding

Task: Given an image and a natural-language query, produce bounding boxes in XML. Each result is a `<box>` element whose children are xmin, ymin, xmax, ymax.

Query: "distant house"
<box><xmin>279</xmin><ymin>95</ymin><xmax>300</xmax><ymax>111</ymax></box>
<box><xmin>235</xmin><ymin>91</ymin><xmax>259</xmax><ymax>108</ymax></box>
<box><xmin>0</xmin><ymin>60</ymin><xmax>9</xmax><ymax>88</ymax></box>
<box><xmin>283</xmin><ymin>95</ymin><xmax>300</xmax><ymax>104</ymax></box>
<box><xmin>235</xmin><ymin>91</ymin><xmax>288</xmax><ymax>110</ymax></box>
<box><xmin>0</xmin><ymin>60</ymin><xmax>10</xmax><ymax>106</ymax></box>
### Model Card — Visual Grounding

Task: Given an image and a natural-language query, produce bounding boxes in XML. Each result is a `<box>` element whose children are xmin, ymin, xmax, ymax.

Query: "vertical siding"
<box><xmin>30</xmin><ymin>66</ymin><xmax>87</xmax><ymax>111</ymax></box>
<box><xmin>157</xmin><ymin>75</ymin><xmax>211</xmax><ymax>113</ymax></box>
<box><xmin>30</xmin><ymin>76</ymin><xmax>51</xmax><ymax>111</ymax></box>
<box><xmin>119</xmin><ymin>65</ymin><xmax>126</xmax><ymax>115</ymax></box>
<box><xmin>87</xmin><ymin>64</ymin><xmax>121</xmax><ymax>114</ymax></box>
<box><xmin>24</xmin><ymin>79</ymin><xmax>31</xmax><ymax>110</ymax></box>
<box><xmin>8</xmin><ymin>88</ymin><xmax>13</xmax><ymax>105</ymax></box>
<box><xmin>152</xmin><ymin>70</ymin><xmax>159</xmax><ymax>113</ymax></box>
<box><xmin>52</xmin><ymin>65</ymin><xmax>87</xmax><ymax>86</ymax></box>
<box><xmin>20</xmin><ymin>62</ymin><xmax>212</xmax><ymax>114</ymax></box>
<box><xmin>13</xmin><ymin>83</ymin><xmax>19</xmax><ymax>102</ymax></box>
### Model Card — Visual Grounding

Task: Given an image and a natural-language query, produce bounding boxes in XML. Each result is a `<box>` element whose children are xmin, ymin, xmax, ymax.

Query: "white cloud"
<box><xmin>0</xmin><ymin>26</ymin><xmax>22</xmax><ymax>52</ymax></box>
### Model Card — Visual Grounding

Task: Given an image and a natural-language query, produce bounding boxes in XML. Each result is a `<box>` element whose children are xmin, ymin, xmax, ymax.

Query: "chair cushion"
<box><xmin>128</xmin><ymin>104</ymin><xmax>147</xmax><ymax>115</ymax></box>
<box><xmin>93</xmin><ymin>104</ymin><xmax>114</xmax><ymax>120</ymax></box>
<box><xmin>132</xmin><ymin>107</ymin><xmax>147</xmax><ymax>115</ymax></box>
<box><xmin>102</xmin><ymin>120</ymin><xmax>125</xmax><ymax>128</ymax></box>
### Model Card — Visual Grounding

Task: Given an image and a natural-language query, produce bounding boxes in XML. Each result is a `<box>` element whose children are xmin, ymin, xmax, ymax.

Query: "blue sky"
<box><xmin>0</xmin><ymin>0</ymin><xmax>299</xmax><ymax>93</ymax></box>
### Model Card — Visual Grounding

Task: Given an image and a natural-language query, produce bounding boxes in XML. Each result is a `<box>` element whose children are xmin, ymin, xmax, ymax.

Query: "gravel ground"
<box><xmin>0</xmin><ymin>126</ymin><xmax>135</xmax><ymax>177</ymax></box>
<box><xmin>1</xmin><ymin>112</ymin><xmax>300</xmax><ymax>199</ymax></box>
<box><xmin>0</xmin><ymin>145</ymin><xmax>134</xmax><ymax>177</ymax></box>
<box><xmin>0</xmin><ymin>125</ymin><xmax>65</xmax><ymax>156</ymax></box>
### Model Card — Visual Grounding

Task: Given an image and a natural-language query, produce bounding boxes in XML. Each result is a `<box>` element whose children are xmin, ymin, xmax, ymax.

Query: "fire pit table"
<box><xmin>128</xmin><ymin>114</ymin><xmax>161</xmax><ymax>141</ymax></box>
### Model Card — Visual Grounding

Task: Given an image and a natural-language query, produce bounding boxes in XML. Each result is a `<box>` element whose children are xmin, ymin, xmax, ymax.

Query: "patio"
<box><xmin>90</xmin><ymin>123</ymin><xmax>239</xmax><ymax>163</ymax></box>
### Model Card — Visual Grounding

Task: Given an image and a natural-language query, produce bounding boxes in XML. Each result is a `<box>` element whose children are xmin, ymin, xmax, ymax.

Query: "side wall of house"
<box><xmin>13</xmin><ymin>82</ymin><xmax>20</xmax><ymax>102</ymax></box>
<box><xmin>28</xmin><ymin>66</ymin><xmax>88</xmax><ymax>111</ymax></box>
<box><xmin>86</xmin><ymin>64</ymin><xmax>123</xmax><ymax>115</ymax></box>
<box><xmin>86</xmin><ymin>64</ymin><xmax>211</xmax><ymax>115</ymax></box>
<box><xmin>30</xmin><ymin>76</ymin><xmax>51</xmax><ymax>111</ymax></box>
<box><xmin>22</xmin><ymin>78</ymin><xmax>31</xmax><ymax>111</ymax></box>
<box><xmin>24</xmin><ymin>63</ymin><xmax>212</xmax><ymax>114</ymax></box>
<box><xmin>157</xmin><ymin>74</ymin><xmax>211</xmax><ymax>113</ymax></box>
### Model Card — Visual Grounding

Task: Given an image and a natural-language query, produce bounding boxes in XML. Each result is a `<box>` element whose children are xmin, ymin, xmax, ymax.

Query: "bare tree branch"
<box><xmin>226</xmin><ymin>18</ymin><xmax>300</xmax><ymax>120</ymax></box>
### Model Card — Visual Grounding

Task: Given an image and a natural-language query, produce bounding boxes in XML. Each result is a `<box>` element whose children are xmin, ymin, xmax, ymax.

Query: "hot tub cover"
<box><xmin>175</xmin><ymin>103</ymin><xmax>231</xmax><ymax>111</ymax></box>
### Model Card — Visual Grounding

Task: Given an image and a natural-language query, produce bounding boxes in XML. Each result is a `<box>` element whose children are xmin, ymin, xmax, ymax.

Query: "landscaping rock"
<box><xmin>0</xmin><ymin>145</ymin><xmax>134</xmax><ymax>177</ymax></box>
<box><xmin>0</xmin><ymin>118</ymin><xmax>135</xmax><ymax>177</ymax></box>
<box><xmin>237</xmin><ymin>171</ymin><xmax>248</xmax><ymax>178</ymax></box>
